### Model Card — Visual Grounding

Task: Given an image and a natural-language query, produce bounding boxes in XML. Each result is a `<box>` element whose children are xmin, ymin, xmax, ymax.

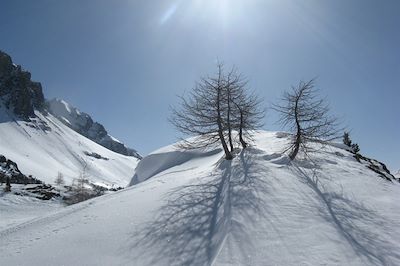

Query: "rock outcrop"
<box><xmin>0</xmin><ymin>51</ymin><xmax>44</xmax><ymax>119</ymax></box>
<box><xmin>0</xmin><ymin>155</ymin><xmax>42</xmax><ymax>184</ymax></box>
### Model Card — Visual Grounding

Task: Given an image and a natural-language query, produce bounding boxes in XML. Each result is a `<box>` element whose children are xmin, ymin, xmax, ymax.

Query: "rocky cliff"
<box><xmin>0</xmin><ymin>51</ymin><xmax>44</xmax><ymax>119</ymax></box>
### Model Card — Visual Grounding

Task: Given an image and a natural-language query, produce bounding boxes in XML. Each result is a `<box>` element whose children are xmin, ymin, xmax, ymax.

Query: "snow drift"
<box><xmin>129</xmin><ymin>145</ymin><xmax>221</xmax><ymax>185</ymax></box>
<box><xmin>0</xmin><ymin>131</ymin><xmax>399</xmax><ymax>266</ymax></box>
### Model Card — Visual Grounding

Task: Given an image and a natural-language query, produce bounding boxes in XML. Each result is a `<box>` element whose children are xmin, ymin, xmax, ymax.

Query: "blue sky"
<box><xmin>1</xmin><ymin>0</ymin><xmax>399</xmax><ymax>170</ymax></box>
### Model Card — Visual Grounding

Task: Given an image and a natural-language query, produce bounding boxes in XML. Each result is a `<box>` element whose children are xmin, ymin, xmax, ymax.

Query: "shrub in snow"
<box><xmin>342</xmin><ymin>132</ymin><xmax>360</xmax><ymax>154</ymax></box>
<box><xmin>63</xmin><ymin>175</ymin><xmax>106</xmax><ymax>205</ymax></box>
<box><xmin>343</xmin><ymin>132</ymin><xmax>352</xmax><ymax>147</ymax></box>
<box><xmin>352</xmin><ymin>143</ymin><xmax>360</xmax><ymax>154</ymax></box>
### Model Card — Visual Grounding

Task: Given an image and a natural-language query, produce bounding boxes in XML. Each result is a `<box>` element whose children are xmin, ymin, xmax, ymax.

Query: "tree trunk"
<box><xmin>227</xmin><ymin>89</ymin><xmax>234</xmax><ymax>152</ymax></box>
<box><xmin>238</xmin><ymin>112</ymin><xmax>247</xmax><ymax>149</ymax></box>
<box><xmin>219</xmin><ymin>129</ymin><xmax>233</xmax><ymax>160</ymax></box>
<box><xmin>289</xmin><ymin>133</ymin><xmax>300</xmax><ymax>160</ymax></box>
<box><xmin>217</xmin><ymin>83</ymin><xmax>232</xmax><ymax>160</ymax></box>
<box><xmin>239</xmin><ymin>132</ymin><xmax>247</xmax><ymax>149</ymax></box>
<box><xmin>290</xmin><ymin>92</ymin><xmax>302</xmax><ymax>160</ymax></box>
<box><xmin>5</xmin><ymin>176</ymin><xmax>11</xmax><ymax>192</ymax></box>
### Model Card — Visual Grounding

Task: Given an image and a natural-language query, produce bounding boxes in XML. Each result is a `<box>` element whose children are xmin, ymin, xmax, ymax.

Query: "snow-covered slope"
<box><xmin>0</xmin><ymin>103</ymin><xmax>138</xmax><ymax>187</ymax></box>
<box><xmin>0</xmin><ymin>185</ymin><xmax>64</xmax><ymax>230</ymax></box>
<box><xmin>1</xmin><ymin>131</ymin><xmax>399</xmax><ymax>265</ymax></box>
<box><xmin>48</xmin><ymin>98</ymin><xmax>141</xmax><ymax>159</ymax></box>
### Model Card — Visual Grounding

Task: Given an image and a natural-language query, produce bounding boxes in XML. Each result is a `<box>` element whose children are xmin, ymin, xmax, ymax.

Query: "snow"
<box><xmin>47</xmin><ymin>98</ymin><xmax>89</xmax><ymax>128</ymax></box>
<box><xmin>130</xmin><ymin>146</ymin><xmax>222</xmax><ymax>185</ymax></box>
<box><xmin>0</xmin><ymin>131</ymin><xmax>399</xmax><ymax>265</ymax></box>
<box><xmin>0</xmin><ymin>185</ymin><xmax>63</xmax><ymax>231</ymax></box>
<box><xmin>109</xmin><ymin>134</ymin><xmax>122</xmax><ymax>143</ymax></box>
<box><xmin>0</xmin><ymin>104</ymin><xmax>138</xmax><ymax>187</ymax></box>
<box><xmin>47</xmin><ymin>98</ymin><xmax>140</xmax><ymax>158</ymax></box>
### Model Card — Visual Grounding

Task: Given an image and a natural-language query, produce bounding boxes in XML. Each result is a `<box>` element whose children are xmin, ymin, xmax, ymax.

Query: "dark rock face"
<box><xmin>0</xmin><ymin>155</ymin><xmax>42</xmax><ymax>185</ymax></box>
<box><xmin>354</xmin><ymin>153</ymin><xmax>399</xmax><ymax>182</ymax></box>
<box><xmin>84</xmin><ymin>151</ymin><xmax>109</xmax><ymax>160</ymax></box>
<box><xmin>24</xmin><ymin>184</ymin><xmax>60</xmax><ymax>200</ymax></box>
<box><xmin>0</xmin><ymin>51</ymin><xmax>44</xmax><ymax>119</ymax></box>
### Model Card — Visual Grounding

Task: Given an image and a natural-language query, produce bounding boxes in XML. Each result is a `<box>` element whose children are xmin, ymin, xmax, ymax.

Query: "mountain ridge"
<box><xmin>0</xmin><ymin>50</ymin><xmax>140</xmax><ymax>159</ymax></box>
<box><xmin>47</xmin><ymin>98</ymin><xmax>141</xmax><ymax>159</ymax></box>
<box><xmin>0</xmin><ymin>50</ymin><xmax>139</xmax><ymax>186</ymax></box>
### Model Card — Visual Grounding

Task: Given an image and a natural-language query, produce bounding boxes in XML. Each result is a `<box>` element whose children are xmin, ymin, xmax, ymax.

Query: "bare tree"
<box><xmin>76</xmin><ymin>161</ymin><xmax>89</xmax><ymax>194</ymax></box>
<box><xmin>170</xmin><ymin>64</ymin><xmax>233</xmax><ymax>160</ymax></box>
<box><xmin>170</xmin><ymin>64</ymin><xmax>265</xmax><ymax>159</ymax></box>
<box><xmin>232</xmin><ymin>90</ymin><xmax>265</xmax><ymax>149</ymax></box>
<box><xmin>273</xmin><ymin>79</ymin><xmax>340</xmax><ymax>160</ymax></box>
<box><xmin>220</xmin><ymin>67</ymin><xmax>264</xmax><ymax>151</ymax></box>
<box><xmin>54</xmin><ymin>172</ymin><xmax>65</xmax><ymax>186</ymax></box>
<box><xmin>75</xmin><ymin>172</ymin><xmax>89</xmax><ymax>194</ymax></box>
<box><xmin>65</xmin><ymin>163</ymin><xmax>91</xmax><ymax>205</ymax></box>
<box><xmin>222</xmin><ymin>67</ymin><xmax>247</xmax><ymax>152</ymax></box>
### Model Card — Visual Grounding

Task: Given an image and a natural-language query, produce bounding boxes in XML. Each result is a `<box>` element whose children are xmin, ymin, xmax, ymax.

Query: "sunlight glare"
<box><xmin>160</xmin><ymin>2</ymin><xmax>179</xmax><ymax>25</ymax></box>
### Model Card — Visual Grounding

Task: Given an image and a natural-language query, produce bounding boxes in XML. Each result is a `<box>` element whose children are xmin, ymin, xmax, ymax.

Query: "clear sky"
<box><xmin>1</xmin><ymin>0</ymin><xmax>399</xmax><ymax>170</ymax></box>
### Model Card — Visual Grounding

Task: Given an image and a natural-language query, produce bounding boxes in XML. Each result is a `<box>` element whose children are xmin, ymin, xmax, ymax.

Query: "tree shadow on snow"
<box><xmin>128</xmin><ymin>148</ymin><xmax>272</xmax><ymax>266</ymax></box>
<box><xmin>291</xmin><ymin>164</ymin><xmax>400</xmax><ymax>265</ymax></box>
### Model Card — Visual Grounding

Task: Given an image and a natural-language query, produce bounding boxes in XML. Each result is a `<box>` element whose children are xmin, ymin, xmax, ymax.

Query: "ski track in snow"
<box><xmin>0</xmin><ymin>201</ymin><xmax>92</xmax><ymax>252</ymax></box>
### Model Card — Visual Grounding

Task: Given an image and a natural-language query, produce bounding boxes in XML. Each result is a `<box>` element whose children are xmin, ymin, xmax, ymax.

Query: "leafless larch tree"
<box><xmin>170</xmin><ymin>64</ymin><xmax>233</xmax><ymax>159</ymax></box>
<box><xmin>273</xmin><ymin>79</ymin><xmax>340</xmax><ymax>160</ymax></box>
<box><xmin>170</xmin><ymin>64</ymin><xmax>264</xmax><ymax>160</ymax></box>
<box><xmin>231</xmin><ymin>89</ymin><xmax>265</xmax><ymax>149</ymax></box>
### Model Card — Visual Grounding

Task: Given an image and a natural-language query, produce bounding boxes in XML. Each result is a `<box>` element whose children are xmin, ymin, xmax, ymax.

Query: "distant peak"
<box><xmin>47</xmin><ymin>98</ymin><xmax>141</xmax><ymax>159</ymax></box>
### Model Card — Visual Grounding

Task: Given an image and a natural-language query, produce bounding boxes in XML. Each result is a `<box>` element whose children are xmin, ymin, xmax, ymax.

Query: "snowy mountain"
<box><xmin>48</xmin><ymin>98</ymin><xmax>141</xmax><ymax>159</ymax></box>
<box><xmin>0</xmin><ymin>104</ymin><xmax>138</xmax><ymax>187</ymax></box>
<box><xmin>0</xmin><ymin>50</ymin><xmax>139</xmax><ymax>186</ymax></box>
<box><xmin>1</xmin><ymin>131</ymin><xmax>399</xmax><ymax>265</ymax></box>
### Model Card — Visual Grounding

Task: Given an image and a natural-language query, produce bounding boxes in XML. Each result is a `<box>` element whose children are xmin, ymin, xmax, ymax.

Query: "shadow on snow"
<box><xmin>128</xmin><ymin>147</ymin><xmax>399</xmax><ymax>265</ymax></box>
<box><xmin>291</xmin><ymin>163</ymin><xmax>400</xmax><ymax>265</ymax></box>
<box><xmin>129</xmin><ymin>148</ymin><xmax>271</xmax><ymax>266</ymax></box>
